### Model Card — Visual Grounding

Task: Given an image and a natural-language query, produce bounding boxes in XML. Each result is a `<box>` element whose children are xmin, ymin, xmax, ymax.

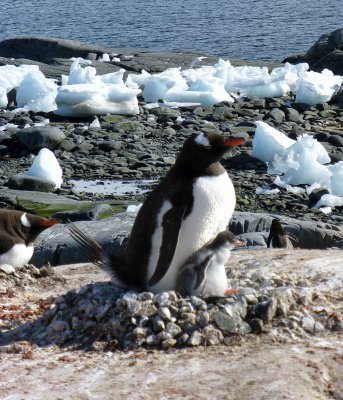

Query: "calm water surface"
<box><xmin>1</xmin><ymin>0</ymin><xmax>342</xmax><ymax>61</ymax></box>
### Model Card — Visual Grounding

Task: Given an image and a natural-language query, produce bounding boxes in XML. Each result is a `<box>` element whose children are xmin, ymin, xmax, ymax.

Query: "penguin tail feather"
<box><xmin>68</xmin><ymin>222</ymin><xmax>105</xmax><ymax>269</ymax></box>
<box><xmin>68</xmin><ymin>222</ymin><xmax>134</xmax><ymax>289</ymax></box>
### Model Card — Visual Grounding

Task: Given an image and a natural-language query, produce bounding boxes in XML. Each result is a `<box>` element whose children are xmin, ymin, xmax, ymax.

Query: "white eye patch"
<box><xmin>20</xmin><ymin>213</ymin><xmax>31</xmax><ymax>228</ymax></box>
<box><xmin>195</xmin><ymin>133</ymin><xmax>210</xmax><ymax>147</ymax></box>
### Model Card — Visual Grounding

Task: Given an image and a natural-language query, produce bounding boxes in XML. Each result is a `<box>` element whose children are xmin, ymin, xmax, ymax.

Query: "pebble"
<box><xmin>0</xmin><ymin>264</ymin><xmax>16</xmax><ymax>274</ymax></box>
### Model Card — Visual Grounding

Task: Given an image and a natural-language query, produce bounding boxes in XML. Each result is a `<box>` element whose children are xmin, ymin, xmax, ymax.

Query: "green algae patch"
<box><xmin>0</xmin><ymin>187</ymin><xmax>128</xmax><ymax>218</ymax></box>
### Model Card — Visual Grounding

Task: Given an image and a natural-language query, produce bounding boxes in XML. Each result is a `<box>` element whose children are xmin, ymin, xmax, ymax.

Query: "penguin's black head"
<box><xmin>0</xmin><ymin>210</ymin><xmax>60</xmax><ymax>245</ymax></box>
<box><xmin>211</xmin><ymin>230</ymin><xmax>242</xmax><ymax>249</ymax></box>
<box><xmin>177</xmin><ymin>132</ymin><xmax>244</xmax><ymax>172</ymax></box>
<box><xmin>21</xmin><ymin>212</ymin><xmax>60</xmax><ymax>244</ymax></box>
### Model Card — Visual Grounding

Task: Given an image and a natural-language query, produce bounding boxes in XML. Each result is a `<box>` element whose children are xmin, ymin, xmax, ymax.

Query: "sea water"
<box><xmin>1</xmin><ymin>0</ymin><xmax>342</xmax><ymax>61</ymax></box>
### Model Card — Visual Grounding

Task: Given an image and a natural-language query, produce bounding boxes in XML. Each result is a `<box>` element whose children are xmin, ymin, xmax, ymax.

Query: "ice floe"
<box><xmin>0</xmin><ymin>56</ymin><xmax>341</xmax><ymax>113</ymax></box>
<box><xmin>252</xmin><ymin>121</ymin><xmax>343</xmax><ymax>210</ymax></box>
<box><xmin>252</xmin><ymin>121</ymin><xmax>295</xmax><ymax>163</ymax></box>
<box><xmin>26</xmin><ymin>148</ymin><xmax>63</xmax><ymax>189</ymax></box>
<box><xmin>16</xmin><ymin>70</ymin><xmax>58</xmax><ymax>113</ymax></box>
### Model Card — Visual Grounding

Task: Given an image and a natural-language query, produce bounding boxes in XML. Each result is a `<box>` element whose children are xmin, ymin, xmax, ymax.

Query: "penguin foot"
<box><xmin>224</xmin><ymin>288</ymin><xmax>239</xmax><ymax>296</ymax></box>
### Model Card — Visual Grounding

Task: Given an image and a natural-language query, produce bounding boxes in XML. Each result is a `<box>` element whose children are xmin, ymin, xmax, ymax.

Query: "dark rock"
<box><xmin>99</xmin><ymin>140</ymin><xmax>123</xmax><ymax>152</ymax></box>
<box><xmin>283</xmin><ymin>28</ymin><xmax>343</xmax><ymax>74</ymax></box>
<box><xmin>248</xmin><ymin>318</ymin><xmax>264</xmax><ymax>333</ymax></box>
<box><xmin>52</xmin><ymin>204</ymin><xmax>113</xmax><ymax>223</ymax></box>
<box><xmin>285</xmin><ymin>108</ymin><xmax>303</xmax><ymax>124</ymax></box>
<box><xmin>308</xmin><ymin>188</ymin><xmax>330</xmax><ymax>205</ymax></box>
<box><xmin>7</xmin><ymin>173</ymin><xmax>56</xmax><ymax>192</ymax></box>
<box><xmin>265</xmin><ymin>108</ymin><xmax>285</xmax><ymax>122</ymax></box>
<box><xmin>329</xmin><ymin>152</ymin><xmax>343</xmax><ymax>163</ymax></box>
<box><xmin>248</xmin><ymin>298</ymin><xmax>276</xmax><ymax>323</ymax></box>
<box><xmin>16</xmin><ymin>126</ymin><xmax>66</xmax><ymax>151</ymax></box>
<box><xmin>0</xmin><ymin>37</ymin><xmax>111</xmax><ymax>62</ymax></box>
<box><xmin>59</xmin><ymin>139</ymin><xmax>77</xmax><ymax>152</ymax></box>
<box><xmin>327</xmin><ymin>135</ymin><xmax>343</xmax><ymax>147</ymax></box>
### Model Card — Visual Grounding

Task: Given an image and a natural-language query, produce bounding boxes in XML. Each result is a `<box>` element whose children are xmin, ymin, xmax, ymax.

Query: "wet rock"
<box><xmin>301</xmin><ymin>315</ymin><xmax>316</xmax><ymax>333</ymax></box>
<box><xmin>52</xmin><ymin>204</ymin><xmax>113</xmax><ymax>222</ymax></box>
<box><xmin>248</xmin><ymin>298</ymin><xmax>276</xmax><ymax>323</ymax></box>
<box><xmin>16</xmin><ymin>126</ymin><xmax>66</xmax><ymax>151</ymax></box>
<box><xmin>7</xmin><ymin>174</ymin><xmax>56</xmax><ymax>192</ymax></box>
<box><xmin>188</xmin><ymin>330</ymin><xmax>203</xmax><ymax>346</ymax></box>
<box><xmin>249</xmin><ymin>318</ymin><xmax>264</xmax><ymax>333</ymax></box>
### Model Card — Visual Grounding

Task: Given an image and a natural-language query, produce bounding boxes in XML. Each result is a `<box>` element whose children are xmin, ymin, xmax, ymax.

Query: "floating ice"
<box><xmin>34</xmin><ymin>118</ymin><xmax>50</xmax><ymax>127</ymax></box>
<box><xmin>0</xmin><ymin>87</ymin><xmax>7</xmax><ymax>108</ymax></box>
<box><xmin>296</xmin><ymin>69</ymin><xmax>343</xmax><ymax>105</ymax></box>
<box><xmin>255</xmin><ymin>185</ymin><xmax>280</xmax><ymax>195</ymax></box>
<box><xmin>126</xmin><ymin>204</ymin><xmax>143</xmax><ymax>213</ymax></box>
<box><xmin>327</xmin><ymin>161</ymin><xmax>343</xmax><ymax>196</ymax></box>
<box><xmin>16</xmin><ymin>70</ymin><xmax>58</xmax><ymax>113</ymax></box>
<box><xmin>253</xmin><ymin>122</ymin><xmax>343</xmax><ymax>208</ymax></box>
<box><xmin>55</xmin><ymin>59</ymin><xmax>140</xmax><ymax>116</ymax></box>
<box><xmin>273</xmin><ymin>176</ymin><xmax>306</xmax><ymax>194</ymax></box>
<box><xmin>318</xmin><ymin>206</ymin><xmax>332</xmax><ymax>214</ymax></box>
<box><xmin>251</xmin><ymin>121</ymin><xmax>295</xmax><ymax>163</ymax></box>
<box><xmin>90</xmin><ymin>117</ymin><xmax>101</xmax><ymax>128</ymax></box>
<box><xmin>0</xmin><ymin>64</ymin><xmax>40</xmax><ymax>108</ymax></box>
<box><xmin>314</xmin><ymin>194</ymin><xmax>343</xmax><ymax>209</ymax></box>
<box><xmin>26</xmin><ymin>148</ymin><xmax>63</xmax><ymax>189</ymax></box>
<box><xmin>0</xmin><ymin>123</ymin><xmax>18</xmax><ymax>131</ymax></box>
<box><xmin>98</xmin><ymin>53</ymin><xmax>111</xmax><ymax>62</ymax></box>
<box><xmin>268</xmin><ymin>134</ymin><xmax>331</xmax><ymax>186</ymax></box>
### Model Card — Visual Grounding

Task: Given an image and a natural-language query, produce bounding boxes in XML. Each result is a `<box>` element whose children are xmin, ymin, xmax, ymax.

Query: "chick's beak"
<box><xmin>233</xmin><ymin>239</ymin><xmax>246</xmax><ymax>249</ymax></box>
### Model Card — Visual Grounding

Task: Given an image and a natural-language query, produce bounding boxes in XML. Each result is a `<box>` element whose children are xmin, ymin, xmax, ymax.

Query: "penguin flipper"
<box><xmin>148</xmin><ymin>205</ymin><xmax>186</xmax><ymax>287</ymax></box>
<box><xmin>0</xmin><ymin>236</ymin><xmax>16</xmax><ymax>254</ymax></box>
<box><xmin>193</xmin><ymin>255</ymin><xmax>212</xmax><ymax>291</ymax></box>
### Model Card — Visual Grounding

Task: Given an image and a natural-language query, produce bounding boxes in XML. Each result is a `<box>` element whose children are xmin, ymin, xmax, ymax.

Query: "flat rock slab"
<box><xmin>0</xmin><ymin>249</ymin><xmax>342</xmax><ymax>400</ymax></box>
<box><xmin>32</xmin><ymin>210</ymin><xmax>343</xmax><ymax>267</ymax></box>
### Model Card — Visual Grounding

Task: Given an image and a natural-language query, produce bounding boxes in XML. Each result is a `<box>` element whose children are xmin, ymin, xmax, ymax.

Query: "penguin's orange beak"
<box><xmin>234</xmin><ymin>239</ymin><xmax>245</xmax><ymax>249</ymax></box>
<box><xmin>41</xmin><ymin>219</ymin><xmax>60</xmax><ymax>227</ymax></box>
<box><xmin>223</xmin><ymin>138</ymin><xmax>245</xmax><ymax>147</ymax></box>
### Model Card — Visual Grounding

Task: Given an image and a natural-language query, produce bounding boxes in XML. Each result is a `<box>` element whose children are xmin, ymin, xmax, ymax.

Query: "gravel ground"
<box><xmin>0</xmin><ymin>249</ymin><xmax>342</xmax><ymax>399</ymax></box>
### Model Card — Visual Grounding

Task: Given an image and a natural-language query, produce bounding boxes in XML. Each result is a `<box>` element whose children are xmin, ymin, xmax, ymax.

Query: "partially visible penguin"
<box><xmin>0</xmin><ymin>209</ymin><xmax>59</xmax><ymax>268</ymax></box>
<box><xmin>175</xmin><ymin>230</ymin><xmax>240</xmax><ymax>298</ymax></box>
<box><xmin>69</xmin><ymin>131</ymin><xmax>244</xmax><ymax>292</ymax></box>
<box><xmin>267</xmin><ymin>219</ymin><xmax>294</xmax><ymax>249</ymax></box>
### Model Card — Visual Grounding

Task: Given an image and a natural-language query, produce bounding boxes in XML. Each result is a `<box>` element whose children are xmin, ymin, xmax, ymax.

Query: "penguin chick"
<box><xmin>175</xmin><ymin>231</ymin><xmax>239</xmax><ymax>298</ymax></box>
<box><xmin>267</xmin><ymin>219</ymin><xmax>294</xmax><ymax>249</ymax></box>
<box><xmin>0</xmin><ymin>210</ymin><xmax>59</xmax><ymax>268</ymax></box>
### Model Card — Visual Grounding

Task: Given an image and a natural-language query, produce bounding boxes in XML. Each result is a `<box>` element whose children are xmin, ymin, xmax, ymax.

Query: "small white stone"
<box><xmin>0</xmin><ymin>264</ymin><xmax>16</xmax><ymax>274</ymax></box>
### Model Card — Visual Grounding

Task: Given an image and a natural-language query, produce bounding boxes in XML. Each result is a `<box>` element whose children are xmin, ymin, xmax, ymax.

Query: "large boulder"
<box><xmin>16</xmin><ymin>126</ymin><xmax>66</xmax><ymax>151</ymax></box>
<box><xmin>283</xmin><ymin>28</ymin><xmax>343</xmax><ymax>74</ymax></box>
<box><xmin>0</xmin><ymin>37</ymin><xmax>110</xmax><ymax>62</ymax></box>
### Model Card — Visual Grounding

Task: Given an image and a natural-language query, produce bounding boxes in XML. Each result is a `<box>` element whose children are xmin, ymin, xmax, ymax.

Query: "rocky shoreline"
<box><xmin>1</xmin><ymin>34</ymin><xmax>343</xmax><ymax>399</ymax></box>
<box><xmin>0</xmin><ymin>34</ymin><xmax>343</xmax><ymax>231</ymax></box>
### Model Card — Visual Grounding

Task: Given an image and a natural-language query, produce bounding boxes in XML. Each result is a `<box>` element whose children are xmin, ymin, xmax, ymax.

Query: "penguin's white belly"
<box><xmin>0</xmin><ymin>244</ymin><xmax>34</xmax><ymax>269</ymax></box>
<box><xmin>201</xmin><ymin>249</ymin><xmax>231</xmax><ymax>297</ymax></box>
<box><xmin>148</xmin><ymin>172</ymin><xmax>235</xmax><ymax>292</ymax></box>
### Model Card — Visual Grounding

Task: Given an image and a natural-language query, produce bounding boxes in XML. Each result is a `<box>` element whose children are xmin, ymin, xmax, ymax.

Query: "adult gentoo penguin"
<box><xmin>0</xmin><ymin>209</ymin><xmax>59</xmax><ymax>268</ymax></box>
<box><xmin>267</xmin><ymin>219</ymin><xmax>294</xmax><ymax>249</ymax></box>
<box><xmin>175</xmin><ymin>230</ymin><xmax>240</xmax><ymax>298</ymax></box>
<box><xmin>70</xmin><ymin>131</ymin><xmax>244</xmax><ymax>292</ymax></box>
